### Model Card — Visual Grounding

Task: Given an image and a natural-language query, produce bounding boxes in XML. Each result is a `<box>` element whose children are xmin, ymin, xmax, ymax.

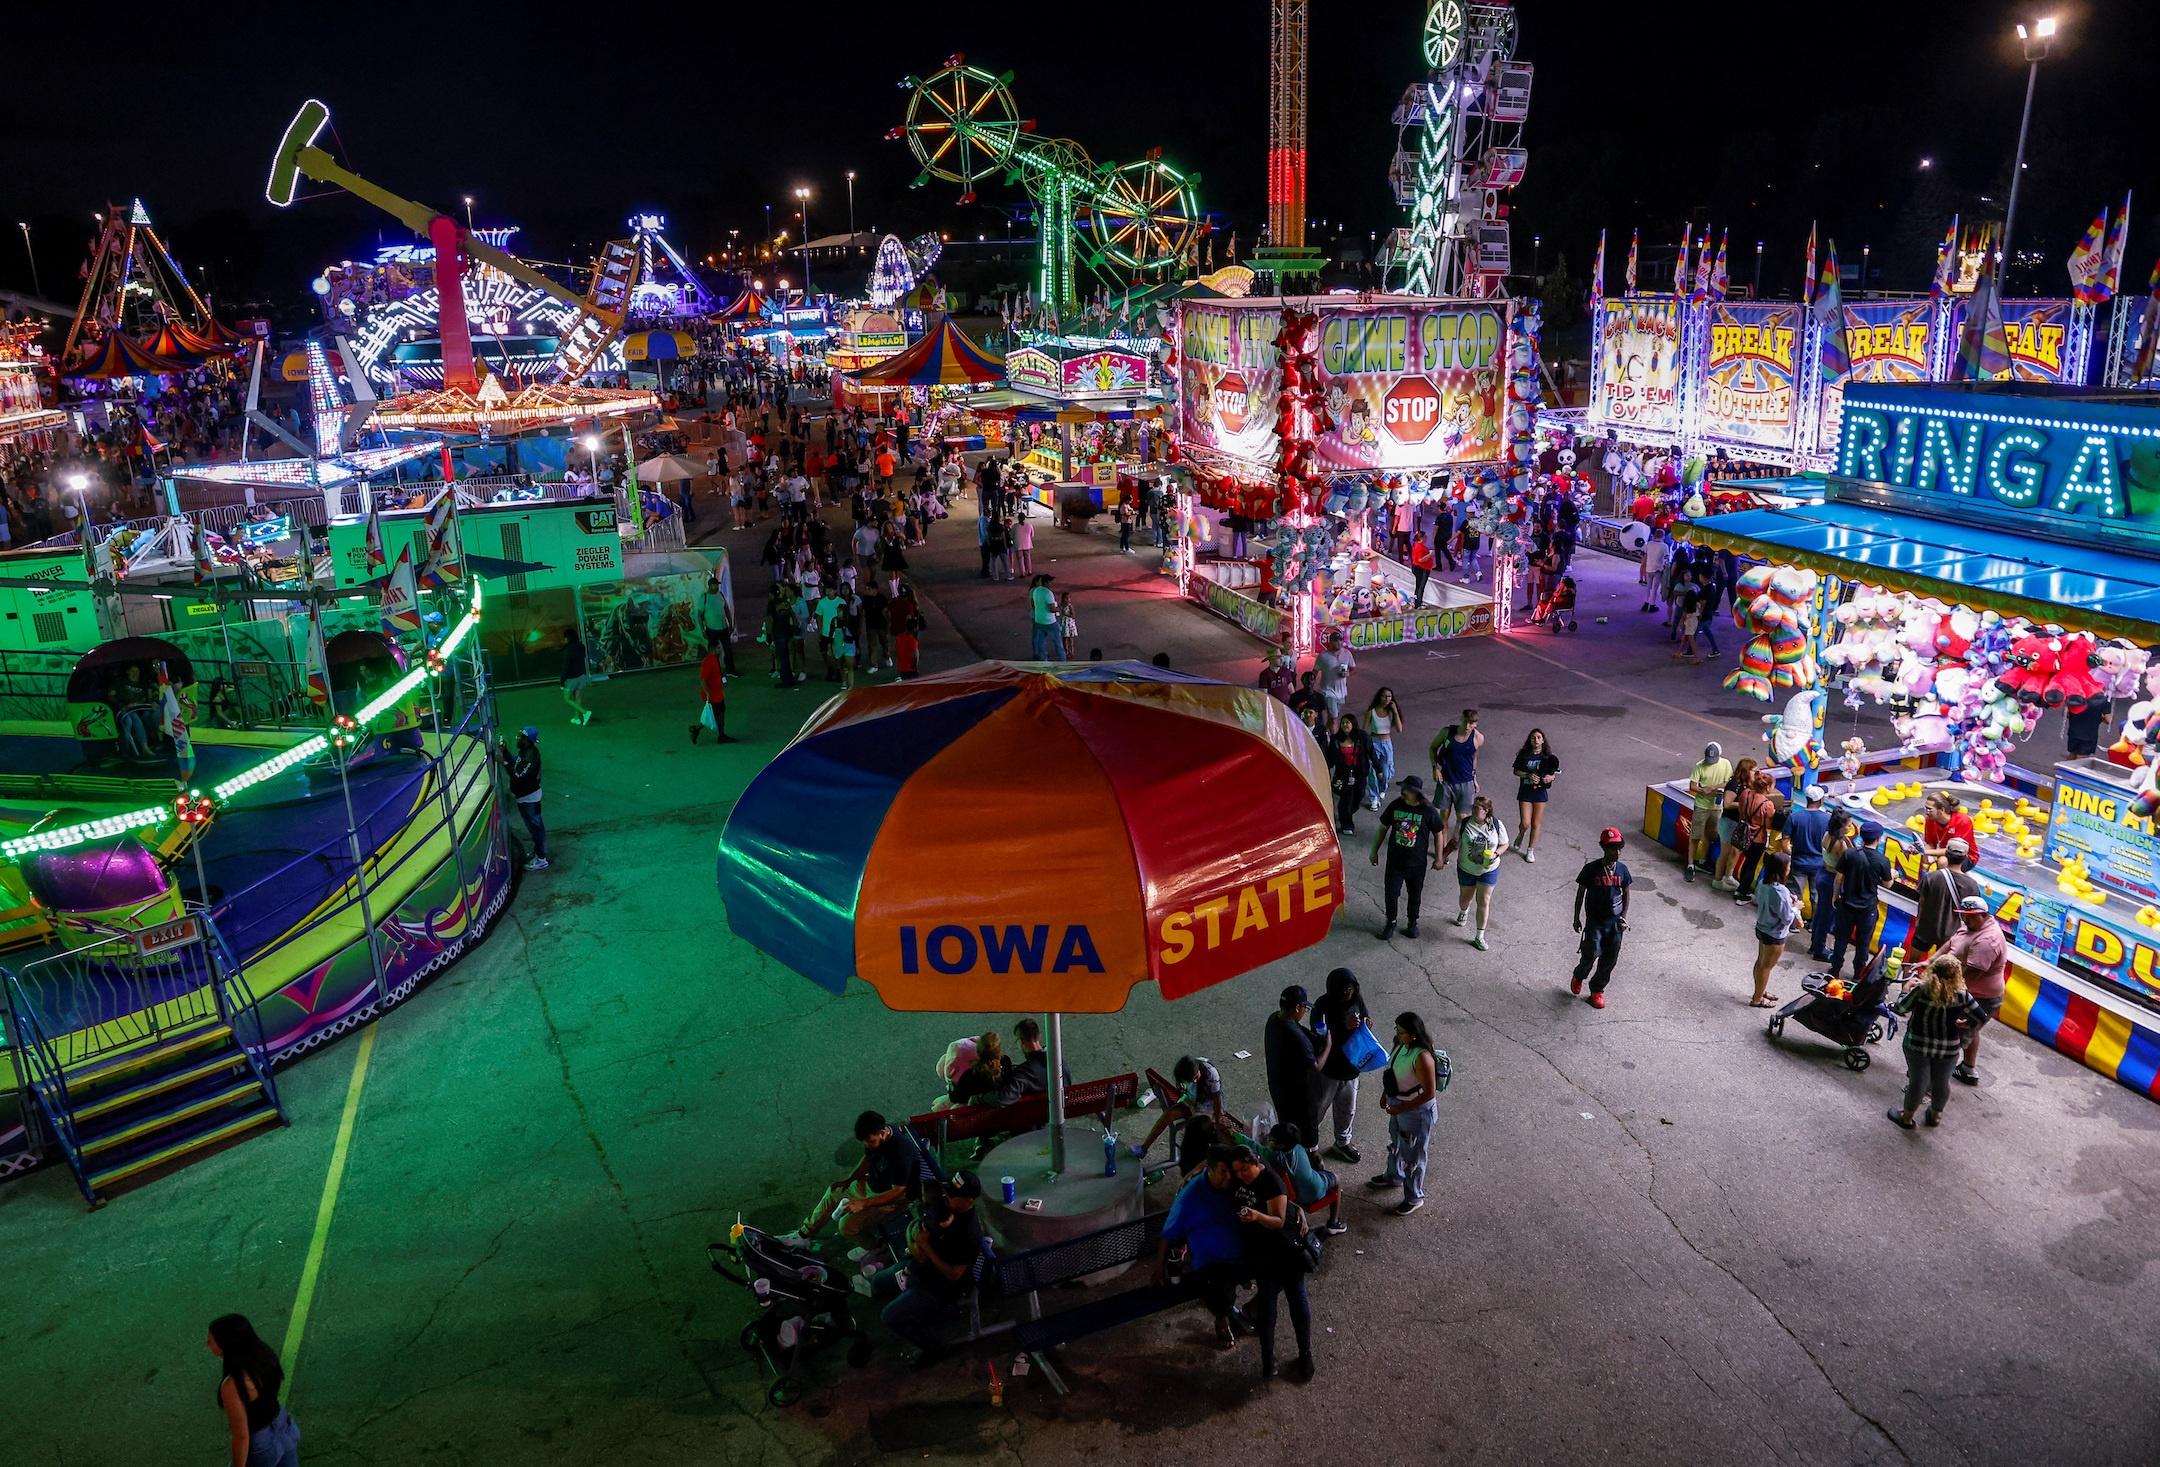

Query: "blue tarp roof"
<box><xmin>1681</xmin><ymin>501</ymin><xmax>2160</xmax><ymax>640</ymax></box>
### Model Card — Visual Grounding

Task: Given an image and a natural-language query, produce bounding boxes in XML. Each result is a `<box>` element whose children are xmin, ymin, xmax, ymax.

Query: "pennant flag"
<box><xmin>2099</xmin><ymin>194</ymin><xmax>2131</xmax><ymax>302</ymax></box>
<box><xmin>1692</xmin><ymin>228</ymin><xmax>1714</xmax><ymax>304</ymax></box>
<box><xmin>2132</xmin><ymin>257</ymin><xmax>2160</xmax><ymax>382</ymax></box>
<box><xmin>1957</xmin><ymin>252</ymin><xmax>2012</xmax><ymax>382</ymax></box>
<box><xmin>140</xmin><ymin>423</ymin><xmax>166</xmax><ymax>455</ymax></box>
<box><xmin>156</xmin><ymin>661</ymin><xmax>193</xmax><ymax>777</ymax></box>
<box><xmin>363</xmin><ymin>505</ymin><xmax>387</xmax><ymax>580</ymax></box>
<box><xmin>1802</xmin><ymin>226</ymin><xmax>1817</xmax><ymax>307</ymax></box>
<box><xmin>1709</xmin><ymin>231</ymin><xmax>1730</xmax><ymax>301</ymax></box>
<box><xmin>303</xmin><ymin>598</ymin><xmax>332</xmax><ymax>709</ymax></box>
<box><xmin>1930</xmin><ymin>216</ymin><xmax>1960</xmax><ymax>301</ymax></box>
<box><xmin>1589</xmin><ymin>229</ymin><xmax>1606</xmax><ymax>313</ymax></box>
<box><xmin>2068</xmin><ymin>209</ymin><xmax>2110</xmax><ymax>304</ymax></box>
<box><xmin>1673</xmin><ymin>224</ymin><xmax>1691</xmax><ymax>298</ymax></box>
<box><xmin>380</xmin><ymin>544</ymin><xmax>422</xmax><ymax>636</ymax></box>
<box><xmin>1624</xmin><ymin>228</ymin><xmax>1639</xmax><ymax>293</ymax></box>
<box><xmin>190</xmin><ymin>518</ymin><xmax>215</xmax><ymax>587</ymax></box>
<box><xmin>417</xmin><ymin>490</ymin><xmax>462</xmax><ymax>589</ymax></box>
<box><xmin>1813</xmin><ymin>241</ymin><xmax>1850</xmax><ymax>383</ymax></box>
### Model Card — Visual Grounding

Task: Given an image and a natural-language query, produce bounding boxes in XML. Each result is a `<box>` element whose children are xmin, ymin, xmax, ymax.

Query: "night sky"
<box><xmin>4</xmin><ymin>1</ymin><xmax>2154</xmax><ymax>313</ymax></box>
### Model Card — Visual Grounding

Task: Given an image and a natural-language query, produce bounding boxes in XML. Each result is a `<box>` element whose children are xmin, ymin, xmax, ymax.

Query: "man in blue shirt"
<box><xmin>1154</xmin><ymin>1146</ymin><xmax>1249</xmax><ymax>1348</ymax></box>
<box><xmin>1784</xmin><ymin>785</ymin><xmax>1834</xmax><ymax>961</ymax></box>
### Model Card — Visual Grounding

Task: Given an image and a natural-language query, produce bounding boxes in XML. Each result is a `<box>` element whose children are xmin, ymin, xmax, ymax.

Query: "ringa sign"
<box><xmin>1832</xmin><ymin>385</ymin><xmax>2160</xmax><ymax>553</ymax></box>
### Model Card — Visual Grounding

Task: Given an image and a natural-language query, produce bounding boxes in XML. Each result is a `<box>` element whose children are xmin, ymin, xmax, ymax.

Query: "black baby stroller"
<box><xmin>709</xmin><ymin>1223</ymin><xmax>872</xmax><ymax>1405</ymax></box>
<box><xmin>1765</xmin><ymin>947</ymin><xmax>1902</xmax><ymax>1071</ymax></box>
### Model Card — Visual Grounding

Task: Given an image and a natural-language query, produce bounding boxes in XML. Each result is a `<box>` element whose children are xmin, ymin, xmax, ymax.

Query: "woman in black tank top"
<box><xmin>209</xmin><ymin>1313</ymin><xmax>301</xmax><ymax>1465</ymax></box>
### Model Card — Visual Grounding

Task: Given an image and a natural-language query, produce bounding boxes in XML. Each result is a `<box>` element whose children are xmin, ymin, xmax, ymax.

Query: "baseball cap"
<box><xmin>1280</xmin><ymin>984</ymin><xmax>1310</xmax><ymax>1008</ymax></box>
<box><xmin>520</xmin><ymin>725</ymin><xmax>539</xmax><ymax>741</ymax></box>
<box><xmin>1704</xmin><ymin>741</ymin><xmax>1722</xmax><ymax>760</ymax></box>
<box><xmin>1400</xmin><ymin>775</ymin><xmax>1426</xmax><ymax>793</ymax></box>
<box><xmin>1803</xmin><ymin>785</ymin><xmax>1826</xmax><ymax>805</ymax></box>
<box><xmin>1860</xmin><ymin>821</ymin><xmax>1884</xmax><ymax>840</ymax></box>
<box><xmin>1946</xmin><ymin>836</ymin><xmax>1971</xmax><ymax>857</ymax></box>
<box><xmin>1957</xmin><ymin>895</ymin><xmax>1992</xmax><ymax>914</ymax></box>
<box><xmin>1598</xmin><ymin>827</ymin><xmax>1624</xmax><ymax>847</ymax></box>
<box><xmin>945</xmin><ymin>1171</ymin><xmax>984</xmax><ymax>1199</ymax></box>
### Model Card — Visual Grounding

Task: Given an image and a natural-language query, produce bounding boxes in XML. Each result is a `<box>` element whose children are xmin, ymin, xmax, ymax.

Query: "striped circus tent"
<box><xmin>140</xmin><ymin>321</ymin><xmax>219</xmax><ymax>365</ymax></box>
<box><xmin>714</xmin><ymin>289</ymin><xmax>769</xmax><ymax>321</ymax></box>
<box><xmin>63</xmin><ymin>331</ymin><xmax>186</xmax><ymax>380</ymax></box>
<box><xmin>846</xmin><ymin>316</ymin><xmax>1003</xmax><ymax>388</ymax></box>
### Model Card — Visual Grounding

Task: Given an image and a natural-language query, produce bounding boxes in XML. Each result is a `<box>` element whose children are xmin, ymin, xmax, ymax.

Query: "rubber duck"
<box><xmin>2136</xmin><ymin>905</ymin><xmax>2160</xmax><ymax>930</ymax></box>
<box><xmin>1905</xmin><ymin>814</ymin><xmax>1927</xmax><ymax>833</ymax></box>
<box><xmin>1870</xmin><ymin>789</ymin><xmax>1892</xmax><ymax>808</ymax></box>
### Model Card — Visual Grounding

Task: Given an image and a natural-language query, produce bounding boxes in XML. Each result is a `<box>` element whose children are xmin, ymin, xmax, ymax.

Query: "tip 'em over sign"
<box><xmin>867</xmin><ymin>855</ymin><xmax>1344</xmax><ymax>1010</ymax></box>
<box><xmin>1833</xmin><ymin>385</ymin><xmax>2160</xmax><ymax>550</ymax></box>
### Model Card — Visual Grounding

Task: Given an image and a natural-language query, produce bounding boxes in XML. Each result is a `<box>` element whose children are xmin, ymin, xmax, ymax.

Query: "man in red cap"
<box><xmin>1570</xmin><ymin>827</ymin><xmax>1633</xmax><ymax>1008</ymax></box>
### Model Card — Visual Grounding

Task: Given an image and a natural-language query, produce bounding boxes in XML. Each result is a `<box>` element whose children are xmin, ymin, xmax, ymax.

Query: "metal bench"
<box><xmin>985</xmin><ymin>1209</ymin><xmax>1182</xmax><ymax>1394</ymax></box>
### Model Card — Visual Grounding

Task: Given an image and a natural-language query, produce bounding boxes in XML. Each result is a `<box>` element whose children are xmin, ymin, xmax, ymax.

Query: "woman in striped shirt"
<box><xmin>1887</xmin><ymin>953</ymin><xmax>1989</xmax><ymax>1130</ymax></box>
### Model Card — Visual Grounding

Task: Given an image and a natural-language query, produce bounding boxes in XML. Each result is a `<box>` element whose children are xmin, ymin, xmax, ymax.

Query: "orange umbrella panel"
<box><xmin>717</xmin><ymin>662</ymin><xmax>1343</xmax><ymax>1012</ymax></box>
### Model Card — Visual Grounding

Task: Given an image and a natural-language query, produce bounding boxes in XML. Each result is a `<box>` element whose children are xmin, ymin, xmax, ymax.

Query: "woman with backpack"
<box><xmin>1367</xmin><ymin>1011</ymin><xmax>1444</xmax><ymax>1216</ymax></box>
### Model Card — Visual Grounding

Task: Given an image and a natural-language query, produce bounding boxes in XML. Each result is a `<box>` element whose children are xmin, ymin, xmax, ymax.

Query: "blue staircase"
<box><xmin>1</xmin><ymin>911</ymin><xmax>286</xmax><ymax>1206</ymax></box>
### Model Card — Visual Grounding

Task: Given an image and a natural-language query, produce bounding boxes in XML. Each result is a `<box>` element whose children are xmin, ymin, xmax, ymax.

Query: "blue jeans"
<box><xmin>1031</xmin><ymin>623</ymin><xmax>1066</xmax><ymax>660</ymax></box>
<box><xmin>1797</xmin><ymin>861</ymin><xmax>1833</xmax><ymax>955</ymax></box>
<box><xmin>248</xmin><ymin>1408</ymin><xmax>301</xmax><ymax>1467</ymax></box>
<box><xmin>514</xmin><ymin>797</ymin><xmax>546</xmax><ymax>861</ymax></box>
<box><xmin>1380</xmin><ymin>1099</ymin><xmax>1437</xmax><ymax>1203</ymax></box>
<box><xmin>874</xmin><ymin>1262</ymin><xmax>962</xmax><ymax>1350</ymax></box>
<box><xmin>1365</xmin><ymin>737</ymin><xmax>1395</xmax><ymax>805</ymax></box>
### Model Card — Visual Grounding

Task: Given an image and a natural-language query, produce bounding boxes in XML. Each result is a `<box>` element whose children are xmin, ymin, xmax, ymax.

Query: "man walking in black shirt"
<box><xmin>1571</xmin><ymin>827</ymin><xmax>1634</xmax><ymax>1008</ymax></box>
<box><xmin>1370</xmin><ymin>776</ymin><xmax>1443</xmax><ymax>940</ymax></box>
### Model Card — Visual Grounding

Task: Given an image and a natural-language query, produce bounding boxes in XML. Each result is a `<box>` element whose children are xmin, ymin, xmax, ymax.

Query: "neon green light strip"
<box><xmin>1</xmin><ymin>586</ymin><xmax>486</xmax><ymax>861</ymax></box>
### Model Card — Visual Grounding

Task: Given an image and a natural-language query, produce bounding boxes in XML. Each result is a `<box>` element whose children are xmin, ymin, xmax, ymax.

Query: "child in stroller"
<box><xmin>710</xmin><ymin>1223</ymin><xmax>873</xmax><ymax>1406</ymax></box>
<box><xmin>1766</xmin><ymin>945</ymin><xmax>1901</xmax><ymax>1070</ymax></box>
<box><xmin>1536</xmin><ymin>574</ymin><xmax>1579</xmax><ymax>632</ymax></box>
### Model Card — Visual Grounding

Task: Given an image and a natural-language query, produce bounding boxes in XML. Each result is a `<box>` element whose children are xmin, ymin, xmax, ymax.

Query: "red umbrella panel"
<box><xmin>718</xmin><ymin>662</ymin><xmax>1343</xmax><ymax>1012</ymax></box>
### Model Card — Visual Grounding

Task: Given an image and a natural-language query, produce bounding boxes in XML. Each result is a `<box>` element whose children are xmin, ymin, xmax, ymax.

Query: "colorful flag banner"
<box><xmin>1928</xmin><ymin>217</ymin><xmax>1959</xmax><ymax>301</ymax></box>
<box><xmin>1709</xmin><ymin>231</ymin><xmax>1730</xmax><ymax>302</ymax></box>
<box><xmin>156</xmin><ymin>661</ymin><xmax>193</xmax><ymax>778</ymax></box>
<box><xmin>190</xmin><ymin>518</ymin><xmax>215</xmax><ymax>587</ymax></box>
<box><xmin>381</xmin><ymin>544</ymin><xmax>422</xmax><ymax>636</ymax></box>
<box><xmin>1813</xmin><ymin>241</ymin><xmax>1849</xmax><ymax>383</ymax></box>
<box><xmin>1674</xmin><ymin>224</ymin><xmax>1691</xmax><ymax>298</ymax></box>
<box><xmin>2133</xmin><ymin>257</ymin><xmax>2160</xmax><ymax>382</ymax></box>
<box><xmin>417</xmin><ymin>489</ymin><xmax>462</xmax><ymax>589</ymax></box>
<box><xmin>303</xmin><ymin>598</ymin><xmax>332</xmax><ymax>709</ymax></box>
<box><xmin>1802</xmin><ymin>226</ymin><xmax>1817</xmax><ymax>308</ymax></box>
<box><xmin>363</xmin><ymin>504</ymin><xmax>387</xmax><ymax>579</ymax></box>
<box><xmin>1957</xmin><ymin>252</ymin><xmax>2012</xmax><ymax>381</ymax></box>
<box><xmin>1624</xmin><ymin>228</ymin><xmax>1639</xmax><ymax>294</ymax></box>
<box><xmin>2068</xmin><ymin>210</ymin><xmax>2110</xmax><ymax>304</ymax></box>
<box><xmin>2099</xmin><ymin>194</ymin><xmax>2132</xmax><ymax>302</ymax></box>
<box><xmin>1691</xmin><ymin>228</ymin><xmax>1714</xmax><ymax>304</ymax></box>
<box><xmin>1589</xmin><ymin>229</ymin><xmax>1606</xmax><ymax>313</ymax></box>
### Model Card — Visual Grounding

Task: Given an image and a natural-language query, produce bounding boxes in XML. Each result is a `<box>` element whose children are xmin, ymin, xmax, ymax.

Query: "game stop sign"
<box><xmin>1382</xmin><ymin>374</ymin><xmax>1443</xmax><ymax>444</ymax></box>
<box><xmin>1216</xmin><ymin>371</ymin><xmax>1250</xmax><ymax>434</ymax></box>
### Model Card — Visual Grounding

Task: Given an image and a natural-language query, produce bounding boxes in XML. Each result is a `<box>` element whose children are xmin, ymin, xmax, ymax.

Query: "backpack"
<box><xmin>1270</xmin><ymin>1163</ymin><xmax>1324</xmax><ymax>1274</ymax></box>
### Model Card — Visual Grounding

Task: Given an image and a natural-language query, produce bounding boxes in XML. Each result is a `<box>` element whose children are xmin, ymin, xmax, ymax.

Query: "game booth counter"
<box><xmin>1640</xmin><ymin>380</ymin><xmax>2160</xmax><ymax>1100</ymax></box>
<box><xmin>1172</xmin><ymin>293</ymin><xmax>1527</xmax><ymax>652</ymax></box>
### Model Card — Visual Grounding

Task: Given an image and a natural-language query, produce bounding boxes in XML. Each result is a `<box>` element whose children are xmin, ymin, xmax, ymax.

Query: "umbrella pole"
<box><xmin>1046</xmin><ymin>1011</ymin><xmax>1067</xmax><ymax>1177</ymax></box>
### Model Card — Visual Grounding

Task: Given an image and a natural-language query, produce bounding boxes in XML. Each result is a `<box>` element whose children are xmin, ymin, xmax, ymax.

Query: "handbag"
<box><xmin>1342</xmin><ymin>1022</ymin><xmax>1388</xmax><ymax>1074</ymax></box>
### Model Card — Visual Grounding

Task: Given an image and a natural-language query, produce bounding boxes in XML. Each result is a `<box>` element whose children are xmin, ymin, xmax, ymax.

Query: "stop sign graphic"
<box><xmin>1381</xmin><ymin>374</ymin><xmax>1443</xmax><ymax>445</ymax></box>
<box><xmin>1215</xmin><ymin>371</ymin><xmax>1250</xmax><ymax>434</ymax></box>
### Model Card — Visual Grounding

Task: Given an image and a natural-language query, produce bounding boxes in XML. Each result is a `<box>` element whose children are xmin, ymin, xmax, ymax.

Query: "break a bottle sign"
<box><xmin>1701</xmin><ymin>303</ymin><xmax>1800</xmax><ymax>450</ymax></box>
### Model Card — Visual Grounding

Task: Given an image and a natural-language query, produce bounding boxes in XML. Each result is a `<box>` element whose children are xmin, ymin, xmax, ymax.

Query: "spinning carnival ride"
<box><xmin>890</xmin><ymin>56</ymin><xmax>1204</xmax><ymax>316</ymax></box>
<box><xmin>1382</xmin><ymin>0</ymin><xmax>1533</xmax><ymax>297</ymax></box>
<box><xmin>268</xmin><ymin>100</ymin><xmax>654</xmax><ymax>435</ymax></box>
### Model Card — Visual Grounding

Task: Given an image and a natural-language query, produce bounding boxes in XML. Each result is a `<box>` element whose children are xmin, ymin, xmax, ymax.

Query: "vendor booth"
<box><xmin>1648</xmin><ymin>381</ymin><xmax>2160</xmax><ymax>1100</ymax></box>
<box><xmin>1173</xmin><ymin>293</ymin><xmax>1522</xmax><ymax>652</ymax></box>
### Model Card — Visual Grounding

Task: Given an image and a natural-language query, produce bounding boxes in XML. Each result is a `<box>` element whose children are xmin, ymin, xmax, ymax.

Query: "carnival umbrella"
<box><xmin>634</xmin><ymin>453</ymin><xmax>705</xmax><ymax>485</ymax></box>
<box><xmin>623</xmin><ymin>330</ymin><xmax>695</xmax><ymax>363</ymax></box>
<box><xmin>717</xmin><ymin>661</ymin><xmax>1344</xmax><ymax>1166</ymax></box>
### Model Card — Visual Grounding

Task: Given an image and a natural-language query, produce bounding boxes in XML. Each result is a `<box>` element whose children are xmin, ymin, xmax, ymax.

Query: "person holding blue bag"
<box><xmin>1311</xmin><ymin>968</ymin><xmax>1378</xmax><ymax>1164</ymax></box>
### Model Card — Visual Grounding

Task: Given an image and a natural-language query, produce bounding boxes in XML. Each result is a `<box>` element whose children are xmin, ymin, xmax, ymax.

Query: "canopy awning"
<box><xmin>1681</xmin><ymin>502</ymin><xmax>2160</xmax><ymax>642</ymax></box>
<box><xmin>847</xmin><ymin>317</ymin><xmax>1003</xmax><ymax>387</ymax></box>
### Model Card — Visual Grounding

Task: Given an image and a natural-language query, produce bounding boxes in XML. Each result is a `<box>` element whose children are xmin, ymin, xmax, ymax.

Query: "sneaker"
<box><xmin>1923</xmin><ymin>1111</ymin><xmax>1942</xmax><ymax>1127</ymax></box>
<box><xmin>1365</xmin><ymin>1175</ymin><xmax>1399</xmax><ymax>1190</ymax></box>
<box><xmin>579</xmin><ymin>711</ymin><xmax>594</xmax><ymax>726</ymax></box>
<box><xmin>1683</xmin><ymin>865</ymin><xmax>1697</xmax><ymax>883</ymax></box>
<box><xmin>1320</xmin><ymin>1219</ymin><xmax>1349</xmax><ymax>1236</ymax></box>
<box><xmin>1451</xmin><ymin>912</ymin><xmax>1467</xmax><ymax>927</ymax></box>
<box><xmin>523</xmin><ymin>856</ymin><xmax>550</xmax><ymax>872</ymax></box>
<box><xmin>1569</xmin><ymin>974</ymin><xmax>1584</xmax><ymax>995</ymax></box>
<box><xmin>1331</xmin><ymin>1142</ymin><xmax>1362</xmax><ymax>1164</ymax></box>
<box><xmin>1392</xmin><ymin>1199</ymin><xmax>1425</xmax><ymax>1216</ymax></box>
<box><xmin>1377</xmin><ymin>921</ymin><xmax>1396</xmax><ymax>940</ymax></box>
<box><xmin>1403</xmin><ymin>923</ymin><xmax>1420</xmax><ymax>939</ymax></box>
<box><xmin>1472</xmin><ymin>933</ymin><xmax>1488</xmax><ymax>951</ymax></box>
<box><xmin>1952</xmin><ymin>1065</ymin><xmax>1980</xmax><ymax>1086</ymax></box>
<box><xmin>1588</xmin><ymin>992</ymin><xmax>1607</xmax><ymax>1009</ymax></box>
<box><xmin>1523</xmin><ymin>848</ymin><xmax>1536</xmax><ymax>863</ymax></box>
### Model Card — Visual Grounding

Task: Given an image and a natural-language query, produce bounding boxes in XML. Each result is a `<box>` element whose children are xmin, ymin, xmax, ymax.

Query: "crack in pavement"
<box><xmin>1385</xmin><ymin>936</ymin><xmax>1914</xmax><ymax>1465</ymax></box>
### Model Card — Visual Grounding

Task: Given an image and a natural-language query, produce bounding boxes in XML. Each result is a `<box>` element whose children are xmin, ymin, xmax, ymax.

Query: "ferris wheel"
<box><xmin>897</xmin><ymin>57</ymin><xmax>1026</xmax><ymax>205</ymax></box>
<box><xmin>1423</xmin><ymin>0</ymin><xmax>1465</xmax><ymax>67</ymax></box>
<box><xmin>1087</xmin><ymin>158</ymin><xmax>1203</xmax><ymax>274</ymax></box>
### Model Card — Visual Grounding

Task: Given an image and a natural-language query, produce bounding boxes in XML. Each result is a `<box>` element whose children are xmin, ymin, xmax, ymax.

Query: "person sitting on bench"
<box><xmin>1265</xmin><ymin>1121</ymin><xmax>1345</xmax><ymax>1236</ymax></box>
<box><xmin>1151</xmin><ymin>1145</ymin><xmax>1250</xmax><ymax>1351</ymax></box>
<box><xmin>1129</xmin><ymin>1055</ymin><xmax>1225</xmax><ymax>1160</ymax></box>
<box><xmin>995</xmin><ymin>1017</ymin><xmax>1071</xmax><ymax>1103</ymax></box>
<box><xmin>1176</xmin><ymin>1113</ymin><xmax>1224</xmax><ymax>1181</ymax></box>
<box><xmin>871</xmin><ymin>1170</ymin><xmax>985</xmax><ymax>1365</ymax></box>
<box><xmin>947</xmin><ymin>1030</ymin><xmax>1010</xmax><ymax>1107</ymax></box>
<box><xmin>795</xmin><ymin>1110</ymin><xmax>934</xmax><ymax>1245</ymax></box>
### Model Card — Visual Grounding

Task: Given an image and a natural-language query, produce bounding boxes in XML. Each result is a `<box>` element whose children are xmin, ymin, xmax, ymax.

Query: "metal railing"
<box><xmin>0</xmin><ymin>644</ymin><xmax>317</xmax><ymax>730</ymax></box>
<box><xmin>0</xmin><ymin>972</ymin><xmax>90</xmax><ymax>1197</ymax></box>
<box><xmin>9</xmin><ymin>900</ymin><xmax>230</xmax><ymax>1070</ymax></box>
